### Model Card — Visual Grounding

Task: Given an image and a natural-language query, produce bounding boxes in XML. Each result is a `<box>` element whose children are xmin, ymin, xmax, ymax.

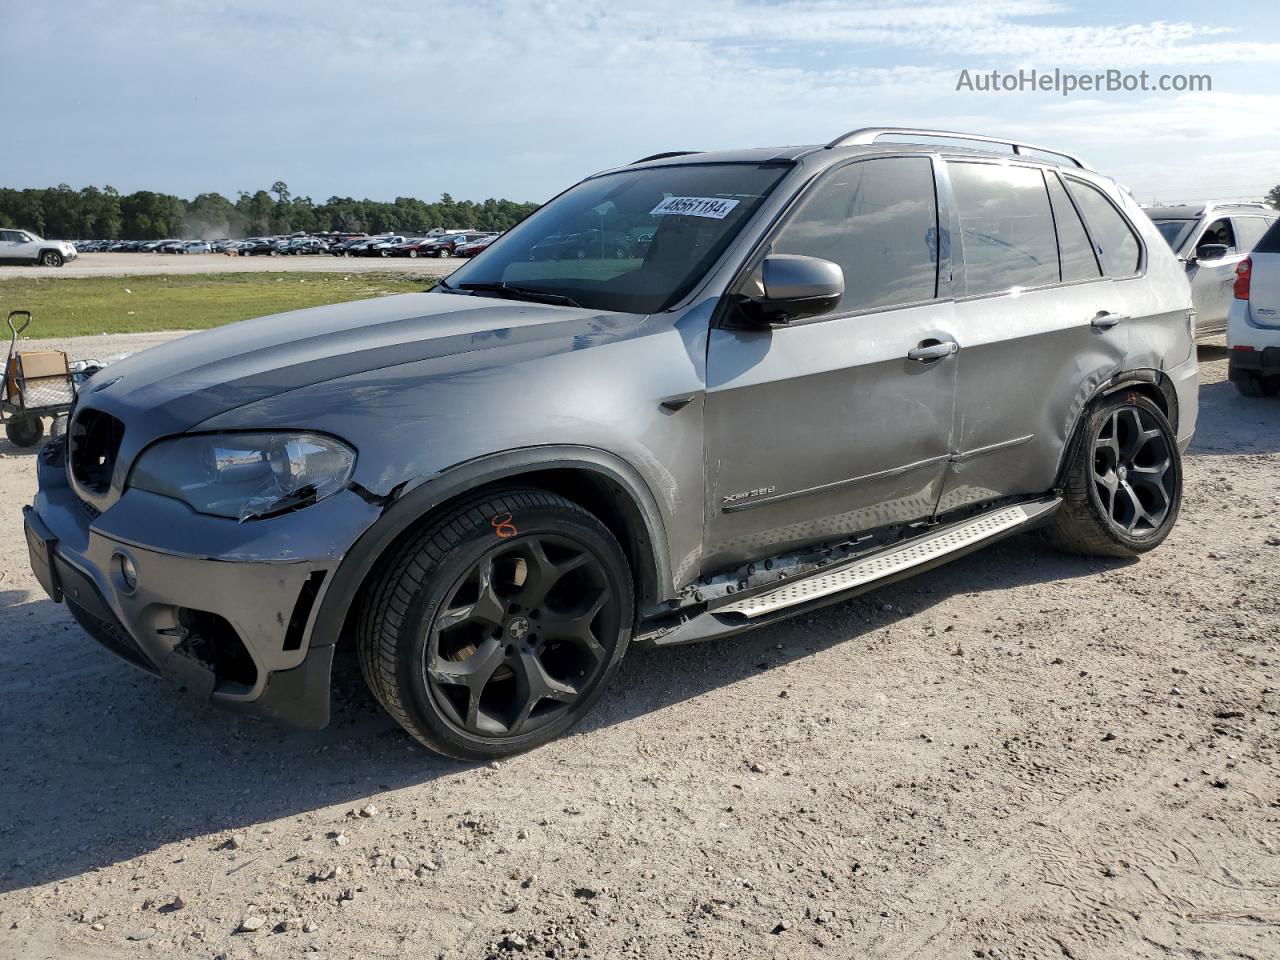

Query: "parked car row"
<box><xmin>69</xmin><ymin>230</ymin><xmax>502</xmax><ymax>259</ymax></box>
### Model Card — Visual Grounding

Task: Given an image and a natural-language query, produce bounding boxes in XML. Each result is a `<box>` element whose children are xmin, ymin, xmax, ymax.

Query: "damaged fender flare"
<box><xmin>307</xmin><ymin>444</ymin><xmax>674</xmax><ymax>652</ymax></box>
<box><xmin>1052</xmin><ymin>368</ymin><xmax>1179</xmax><ymax>488</ymax></box>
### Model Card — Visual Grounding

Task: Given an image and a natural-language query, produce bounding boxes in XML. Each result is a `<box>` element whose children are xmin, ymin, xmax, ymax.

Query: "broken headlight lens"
<box><xmin>129</xmin><ymin>432</ymin><xmax>356</xmax><ymax>522</ymax></box>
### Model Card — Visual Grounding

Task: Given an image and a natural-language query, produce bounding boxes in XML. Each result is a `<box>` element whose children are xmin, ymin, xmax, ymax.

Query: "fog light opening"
<box><xmin>115</xmin><ymin>553</ymin><xmax>138</xmax><ymax>593</ymax></box>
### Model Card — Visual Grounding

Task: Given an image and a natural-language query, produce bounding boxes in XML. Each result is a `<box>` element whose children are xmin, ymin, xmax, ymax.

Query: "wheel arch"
<box><xmin>1053</xmin><ymin>368</ymin><xmax>1178</xmax><ymax>488</ymax></box>
<box><xmin>311</xmin><ymin>445</ymin><xmax>675</xmax><ymax>653</ymax></box>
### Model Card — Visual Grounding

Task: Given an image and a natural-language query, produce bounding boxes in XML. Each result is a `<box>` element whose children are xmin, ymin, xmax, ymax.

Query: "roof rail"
<box><xmin>632</xmin><ymin>151</ymin><xmax>702</xmax><ymax>164</ymax></box>
<box><xmin>825</xmin><ymin>127</ymin><xmax>1090</xmax><ymax>170</ymax></box>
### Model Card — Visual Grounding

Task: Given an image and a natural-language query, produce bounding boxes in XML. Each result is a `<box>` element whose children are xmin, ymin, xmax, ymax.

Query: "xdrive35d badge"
<box><xmin>26</xmin><ymin>127</ymin><xmax>1198</xmax><ymax>760</ymax></box>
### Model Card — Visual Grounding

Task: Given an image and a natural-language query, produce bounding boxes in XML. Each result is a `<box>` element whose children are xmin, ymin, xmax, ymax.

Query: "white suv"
<box><xmin>1226</xmin><ymin>218</ymin><xmax>1280</xmax><ymax>396</ymax></box>
<box><xmin>0</xmin><ymin>228</ymin><xmax>78</xmax><ymax>267</ymax></box>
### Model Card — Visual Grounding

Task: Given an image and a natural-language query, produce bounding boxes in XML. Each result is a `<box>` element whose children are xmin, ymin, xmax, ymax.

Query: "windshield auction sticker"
<box><xmin>649</xmin><ymin>196</ymin><xmax>740</xmax><ymax>219</ymax></box>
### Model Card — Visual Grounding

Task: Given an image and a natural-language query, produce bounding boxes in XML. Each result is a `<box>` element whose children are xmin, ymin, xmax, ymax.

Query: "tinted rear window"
<box><xmin>1252</xmin><ymin>217</ymin><xmax>1280</xmax><ymax>254</ymax></box>
<box><xmin>948</xmin><ymin>161</ymin><xmax>1059</xmax><ymax>296</ymax></box>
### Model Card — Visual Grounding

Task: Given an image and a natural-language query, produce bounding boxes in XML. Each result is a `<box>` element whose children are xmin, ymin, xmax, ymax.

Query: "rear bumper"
<box><xmin>26</xmin><ymin>440</ymin><xmax>381</xmax><ymax>728</ymax></box>
<box><xmin>1166</xmin><ymin>352</ymin><xmax>1199</xmax><ymax>452</ymax></box>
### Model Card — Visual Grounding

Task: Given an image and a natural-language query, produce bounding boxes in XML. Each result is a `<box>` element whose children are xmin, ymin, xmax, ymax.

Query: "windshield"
<box><xmin>1151</xmin><ymin>218</ymin><xmax>1197</xmax><ymax>251</ymax></box>
<box><xmin>445</xmin><ymin>162</ymin><xmax>790</xmax><ymax>313</ymax></box>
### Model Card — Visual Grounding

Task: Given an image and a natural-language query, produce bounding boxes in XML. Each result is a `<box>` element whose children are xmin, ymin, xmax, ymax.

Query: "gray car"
<box><xmin>25</xmin><ymin>127</ymin><xmax>1198</xmax><ymax>760</ymax></box>
<box><xmin>1144</xmin><ymin>201</ymin><xmax>1277</xmax><ymax>339</ymax></box>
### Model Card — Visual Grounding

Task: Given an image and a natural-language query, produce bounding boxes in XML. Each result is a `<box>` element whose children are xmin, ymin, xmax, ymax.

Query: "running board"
<box><xmin>638</xmin><ymin>498</ymin><xmax>1060</xmax><ymax>649</ymax></box>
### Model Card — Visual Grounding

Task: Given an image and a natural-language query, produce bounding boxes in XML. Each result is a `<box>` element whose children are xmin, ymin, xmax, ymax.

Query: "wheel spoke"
<box><xmin>1115</xmin><ymin>408</ymin><xmax>1145</xmax><ymax>460</ymax></box>
<box><xmin>508</xmin><ymin>649</ymin><xmax>579</xmax><ymax>735</ymax></box>
<box><xmin>427</xmin><ymin>636</ymin><xmax>505</xmax><ymax>689</ymax></box>
<box><xmin>541</xmin><ymin>586</ymin><xmax>611</xmax><ymax>659</ymax></box>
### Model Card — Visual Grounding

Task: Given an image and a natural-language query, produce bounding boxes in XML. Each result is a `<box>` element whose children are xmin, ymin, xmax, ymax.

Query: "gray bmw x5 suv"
<box><xmin>25</xmin><ymin>128</ymin><xmax>1198</xmax><ymax>760</ymax></box>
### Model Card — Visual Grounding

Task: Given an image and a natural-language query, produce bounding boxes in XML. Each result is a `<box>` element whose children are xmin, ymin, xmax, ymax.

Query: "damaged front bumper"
<box><xmin>25</xmin><ymin>440</ymin><xmax>383</xmax><ymax>728</ymax></box>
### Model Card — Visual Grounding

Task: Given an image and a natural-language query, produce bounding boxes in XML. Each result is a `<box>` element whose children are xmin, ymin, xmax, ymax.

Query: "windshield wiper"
<box><xmin>456</xmin><ymin>282</ymin><xmax>583</xmax><ymax>308</ymax></box>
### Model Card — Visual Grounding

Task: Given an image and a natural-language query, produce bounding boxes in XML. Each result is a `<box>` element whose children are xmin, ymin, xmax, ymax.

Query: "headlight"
<box><xmin>129</xmin><ymin>432</ymin><xmax>356</xmax><ymax>522</ymax></box>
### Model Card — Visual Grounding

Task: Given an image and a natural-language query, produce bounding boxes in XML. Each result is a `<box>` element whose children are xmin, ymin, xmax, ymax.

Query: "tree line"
<box><xmin>0</xmin><ymin>181</ymin><xmax>542</xmax><ymax>240</ymax></box>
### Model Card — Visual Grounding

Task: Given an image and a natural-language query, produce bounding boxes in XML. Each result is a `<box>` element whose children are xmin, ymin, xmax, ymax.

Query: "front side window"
<box><xmin>1195</xmin><ymin>217</ymin><xmax>1236</xmax><ymax>255</ymax></box>
<box><xmin>1066</xmin><ymin>179</ymin><xmax>1142</xmax><ymax>276</ymax></box>
<box><xmin>769</xmin><ymin>156</ymin><xmax>939</xmax><ymax>314</ymax></box>
<box><xmin>948</xmin><ymin>161</ymin><xmax>1059</xmax><ymax>296</ymax></box>
<box><xmin>444</xmin><ymin>163</ymin><xmax>789</xmax><ymax>314</ymax></box>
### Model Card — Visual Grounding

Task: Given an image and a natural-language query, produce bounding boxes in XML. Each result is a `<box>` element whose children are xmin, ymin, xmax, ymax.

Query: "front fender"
<box><xmin>308</xmin><ymin>444</ymin><xmax>676</xmax><ymax>651</ymax></box>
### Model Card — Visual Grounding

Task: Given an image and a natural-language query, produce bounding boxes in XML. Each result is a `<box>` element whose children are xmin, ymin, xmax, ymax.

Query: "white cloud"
<box><xmin>2</xmin><ymin>0</ymin><xmax>1277</xmax><ymax>201</ymax></box>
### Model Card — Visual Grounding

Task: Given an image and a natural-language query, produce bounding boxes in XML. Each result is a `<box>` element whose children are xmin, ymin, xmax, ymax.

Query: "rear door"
<box><xmin>937</xmin><ymin>161</ymin><xmax>1131</xmax><ymax>514</ymax></box>
<box><xmin>703</xmin><ymin>154</ymin><xmax>958</xmax><ymax>571</ymax></box>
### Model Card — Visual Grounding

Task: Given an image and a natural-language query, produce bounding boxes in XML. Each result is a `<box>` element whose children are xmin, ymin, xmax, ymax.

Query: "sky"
<box><xmin>4</xmin><ymin>0</ymin><xmax>1280</xmax><ymax>205</ymax></box>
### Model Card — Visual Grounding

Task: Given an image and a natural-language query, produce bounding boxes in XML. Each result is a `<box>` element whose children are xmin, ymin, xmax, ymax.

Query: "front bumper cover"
<box><xmin>27</xmin><ymin>440</ymin><xmax>381</xmax><ymax>728</ymax></box>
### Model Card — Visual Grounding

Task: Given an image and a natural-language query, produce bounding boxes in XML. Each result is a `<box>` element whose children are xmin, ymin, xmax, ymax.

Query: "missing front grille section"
<box><xmin>68</xmin><ymin>408</ymin><xmax>125</xmax><ymax>494</ymax></box>
<box><xmin>283</xmin><ymin>571</ymin><xmax>327</xmax><ymax>652</ymax></box>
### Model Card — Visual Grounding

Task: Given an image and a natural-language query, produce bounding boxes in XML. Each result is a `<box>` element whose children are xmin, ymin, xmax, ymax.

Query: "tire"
<box><xmin>270</xmin><ymin>249</ymin><xmax>280</xmax><ymax>257</ymax></box>
<box><xmin>358</xmin><ymin>487</ymin><xmax>633</xmax><ymax>760</ymax></box>
<box><xmin>438</xmin><ymin>249</ymin><xmax>450</xmax><ymax>259</ymax></box>
<box><xmin>1233</xmin><ymin>372</ymin><xmax>1280</xmax><ymax>398</ymax></box>
<box><xmin>409</xmin><ymin>250</ymin><xmax>418</xmax><ymax>258</ymax></box>
<box><xmin>38</xmin><ymin>250</ymin><xmax>63</xmax><ymax>267</ymax></box>
<box><xmin>1044</xmin><ymin>393</ymin><xmax>1182</xmax><ymax>557</ymax></box>
<box><xmin>5</xmin><ymin>414</ymin><xmax>44</xmax><ymax>447</ymax></box>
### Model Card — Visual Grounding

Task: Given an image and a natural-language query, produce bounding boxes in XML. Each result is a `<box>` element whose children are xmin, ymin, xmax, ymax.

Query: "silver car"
<box><xmin>1144</xmin><ymin>201</ymin><xmax>1278</xmax><ymax>339</ymax></box>
<box><xmin>26</xmin><ymin>128</ymin><xmax>1198</xmax><ymax>759</ymax></box>
<box><xmin>0</xmin><ymin>228</ymin><xmax>78</xmax><ymax>267</ymax></box>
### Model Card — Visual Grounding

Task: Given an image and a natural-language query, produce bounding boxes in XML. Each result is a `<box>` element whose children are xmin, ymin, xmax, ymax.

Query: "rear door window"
<box><xmin>1066</xmin><ymin>180</ymin><xmax>1143</xmax><ymax>277</ymax></box>
<box><xmin>1254</xmin><ymin>218</ymin><xmax>1280</xmax><ymax>255</ymax></box>
<box><xmin>1233</xmin><ymin>216</ymin><xmax>1271</xmax><ymax>251</ymax></box>
<box><xmin>948</xmin><ymin>162</ymin><xmax>1059</xmax><ymax>296</ymax></box>
<box><xmin>1046</xmin><ymin>173</ymin><xmax>1101</xmax><ymax>282</ymax></box>
<box><xmin>770</xmin><ymin>156</ymin><xmax>939</xmax><ymax>314</ymax></box>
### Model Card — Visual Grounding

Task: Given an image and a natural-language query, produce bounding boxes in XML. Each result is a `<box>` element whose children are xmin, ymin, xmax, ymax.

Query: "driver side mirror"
<box><xmin>1194</xmin><ymin>243</ymin><xmax>1229</xmax><ymax>263</ymax></box>
<box><xmin>737</xmin><ymin>254</ymin><xmax>845</xmax><ymax>325</ymax></box>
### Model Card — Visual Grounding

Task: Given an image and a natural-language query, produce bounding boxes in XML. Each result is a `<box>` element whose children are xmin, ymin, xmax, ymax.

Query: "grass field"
<box><xmin>0</xmin><ymin>272</ymin><xmax>435</xmax><ymax>338</ymax></box>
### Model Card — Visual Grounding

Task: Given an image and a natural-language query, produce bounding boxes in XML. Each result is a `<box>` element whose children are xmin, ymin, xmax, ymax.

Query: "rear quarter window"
<box><xmin>1065</xmin><ymin>179</ymin><xmax>1142</xmax><ymax>277</ymax></box>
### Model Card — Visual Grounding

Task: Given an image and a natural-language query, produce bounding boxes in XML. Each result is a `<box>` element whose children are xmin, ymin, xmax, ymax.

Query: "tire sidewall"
<box><xmin>1082</xmin><ymin>393</ymin><xmax>1183</xmax><ymax>552</ymax></box>
<box><xmin>392</xmin><ymin>499</ymin><xmax>633</xmax><ymax>759</ymax></box>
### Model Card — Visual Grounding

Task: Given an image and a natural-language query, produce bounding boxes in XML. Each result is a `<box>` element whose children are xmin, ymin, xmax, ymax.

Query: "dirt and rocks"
<box><xmin>0</xmin><ymin>341</ymin><xmax>1277</xmax><ymax>960</ymax></box>
<box><xmin>0</xmin><ymin>251</ymin><xmax>460</xmax><ymax>280</ymax></box>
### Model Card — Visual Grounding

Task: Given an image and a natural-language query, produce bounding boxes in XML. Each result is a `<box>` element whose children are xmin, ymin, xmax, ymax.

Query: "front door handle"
<box><xmin>1090</xmin><ymin>311</ymin><xmax>1128</xmax><ymax>329</ymax></box>
<box><xmin>907</xmin><ymin>339</ymin><xmax>959</xmax><ymax>362</ymax></box>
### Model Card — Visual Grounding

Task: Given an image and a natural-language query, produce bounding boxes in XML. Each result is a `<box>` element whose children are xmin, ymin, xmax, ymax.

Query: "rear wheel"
<box><xmin>1044</xmin><ymin>393</ymin><xmax>1181</xmax><ymax>557</ymax></box>
<box><xmin>1233</xmin><ymin>372</ymin><xmax>1280</xmax><ymax>397</ymax></box>
<box><xmin>358</xmin><ymin>488</ymin><xmax>633</xmax><ymax>760</ymax></box>
<box><xmin>38</xmin><ymin>250</ymin><xmax>63</xmax><ymax>267</ymax></box>
<box><xmin>5</xmin><ymin>414</ymin><xmax>44</xmax><ymax>447</ymax></box>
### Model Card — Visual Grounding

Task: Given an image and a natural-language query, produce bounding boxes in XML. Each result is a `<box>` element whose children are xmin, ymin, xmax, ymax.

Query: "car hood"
<box><xmin>81</xmin><ymin>291</ymin><xmax>641</xmax><ymax>437</ymax></box>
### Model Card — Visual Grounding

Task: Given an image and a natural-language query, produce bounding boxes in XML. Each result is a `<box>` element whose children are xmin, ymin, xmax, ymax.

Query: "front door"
<box><xmin>1187</xmin><ymin>216</ymin><xmax>1245</xmax><ymax>336</ymax></box>
<box><xmin>702</xmin><ymin>155</ymin><xmax>958</xmax><ymax>572</ymax></box>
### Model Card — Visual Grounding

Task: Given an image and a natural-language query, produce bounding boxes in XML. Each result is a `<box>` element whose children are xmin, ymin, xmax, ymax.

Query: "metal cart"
<box><xmin>2</xmin><ymin>310</ymin><xmax>77</xmax><ymax>448</ymax></box>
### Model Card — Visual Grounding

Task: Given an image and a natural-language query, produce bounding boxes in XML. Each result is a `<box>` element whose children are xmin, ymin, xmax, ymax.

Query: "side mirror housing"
<box><xmin>738</xmin><ymin>254</ymin><xmax>844</xmax><ymax>325</ymax></box>
<box><xmin>1194</xmin><ymin>243</ymin><xmax>1229</xmax><ymax>262</ymax></box>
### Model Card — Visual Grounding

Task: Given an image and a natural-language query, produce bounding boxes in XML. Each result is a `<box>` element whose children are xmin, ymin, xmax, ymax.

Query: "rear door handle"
<box><xmin>907</xmin><ymin>339</ymin><xmax>959</xmax><ymax>362</ymax></box>
<box><xmin>1090</xmin><ymin>311</ymin><xmax>1128</xmax><ymax>329</ymax></box>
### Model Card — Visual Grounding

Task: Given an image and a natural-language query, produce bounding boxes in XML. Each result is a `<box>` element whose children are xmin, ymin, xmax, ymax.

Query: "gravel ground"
<box><xmin>0</xmin><ymin>252</ymin><xmax>461</xmax><ymax>279</ymax></box>
<box><xmin>1</xmin><ymin>341</ymin><xmax>1277</xmax><ymax>960</ymax></box>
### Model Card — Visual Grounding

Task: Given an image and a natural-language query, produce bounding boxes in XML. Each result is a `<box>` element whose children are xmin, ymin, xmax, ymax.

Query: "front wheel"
<box><xmin>1044</xmin><ymin>393</ymin><xmax>1182</xmax><ymax>557</ymax></box>
<box><xmin>358</xmin><ymin>488</ymin><xmax>633</xmax><ymax>760</ymax></box>
<box><xmin>38</xmin><ymin>251</ymin><xmax>63</xmax><ymax>267</ymax></box>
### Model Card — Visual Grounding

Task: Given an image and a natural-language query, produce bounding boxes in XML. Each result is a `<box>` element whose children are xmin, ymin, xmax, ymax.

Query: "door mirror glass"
<box><xmin>740</xmin><ymin>255</ymin><xmax>845</xmax><ymax>324</ymax></box>
<box><xmin>1195</xmin><ymin>243</ymin><xmax>1229</xmax><ymax>262</ymax></box>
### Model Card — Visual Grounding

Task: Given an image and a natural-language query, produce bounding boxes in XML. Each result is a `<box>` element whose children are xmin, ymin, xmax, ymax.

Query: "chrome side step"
<box><xmin>718</xmin><ymin>503</ymin><xmax>1040</xmax><ymax>619</ymax></box>
<box><xmin>637</xmin><ymin>498</ymin><xmax>1060</xmax><ymax>648</ymax></box>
